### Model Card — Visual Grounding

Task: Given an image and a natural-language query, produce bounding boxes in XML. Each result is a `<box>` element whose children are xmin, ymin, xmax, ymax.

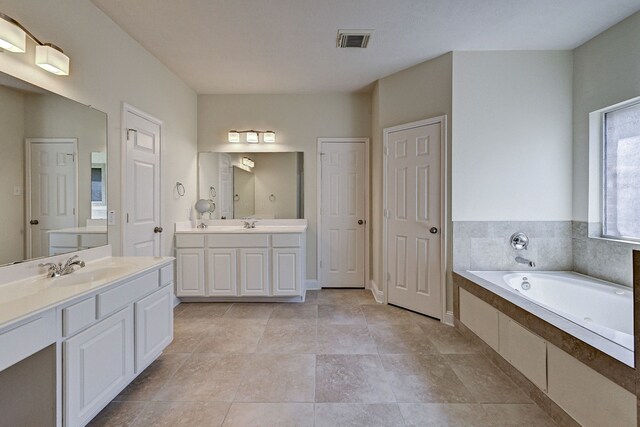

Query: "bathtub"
<box><xmin>468</xmin><ymin>271</ymin><xmax>633</xmax><ymax>352</ymax></box>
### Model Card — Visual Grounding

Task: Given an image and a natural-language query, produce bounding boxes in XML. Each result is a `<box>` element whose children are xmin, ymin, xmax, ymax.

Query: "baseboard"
<box><xmin>370</xmin><ymin>280</ymin><xmax>384</xmax><ymax>303</ymax></box>
<box><xmin>443</xmin><ymin>310</ymin><xmax>454</xmax><ymax>326</ymax></box>
<box><xmin>305</xmin><ymin>280</ymin><xmax>320</xmax><ymax>290</ymax></box>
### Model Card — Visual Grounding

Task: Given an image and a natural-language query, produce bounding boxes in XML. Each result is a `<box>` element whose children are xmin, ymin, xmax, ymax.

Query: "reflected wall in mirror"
<box><xmin>0</xmin><ymin>72</ymin><xmax>108</xmax><ymax>266</ymax></box>
<box><xmin>198</xmin><ymin>152</ymin><xmax>303</xmax><ymax>219</ymax></box>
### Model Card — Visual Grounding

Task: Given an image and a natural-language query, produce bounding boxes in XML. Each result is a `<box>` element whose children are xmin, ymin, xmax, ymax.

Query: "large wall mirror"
<box><xmin>0</xmin><ymin>72</ymin><xmax>108</xmax><ymax>266</ymax></box>
<box><xmin>198</xmin><ymin>152</ymin><xmax>304</xmax><ymax>220</ymax></box>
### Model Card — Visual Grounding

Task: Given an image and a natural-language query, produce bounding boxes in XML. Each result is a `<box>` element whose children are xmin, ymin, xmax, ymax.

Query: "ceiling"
<box><xmin>91</xmin><ymin>0</ymin><xmax>640</xmax><ymax>94</ymax></box>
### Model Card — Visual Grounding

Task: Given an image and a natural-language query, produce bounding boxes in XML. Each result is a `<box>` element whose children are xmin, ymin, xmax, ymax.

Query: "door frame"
<box><xmin>316</xmin><ymin>137</ymin><xmax>370</xmax><ymax>288</ymax></box>
<box><xmin>383</xmin><ymin>116</ymin><xmax>448</xmax><ymax>322</ymax></box>
<box><xmin>25</xmin><ymin>137</ymin><xmax>79</xmax><ymax>259</ymax></box>
<box><xmin>121</xmin><ymin>103</ymin><xmax>164</xmax><ymax>256</ymax></box>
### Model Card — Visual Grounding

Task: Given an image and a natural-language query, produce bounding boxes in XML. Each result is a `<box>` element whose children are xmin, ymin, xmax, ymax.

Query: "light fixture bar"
<box><xmin>227</xmin><ymin>129</ymin><xmax>277</xmax><ymax>143</ymax></box>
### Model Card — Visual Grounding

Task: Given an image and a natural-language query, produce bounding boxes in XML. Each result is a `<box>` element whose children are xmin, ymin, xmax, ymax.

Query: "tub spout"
<box><xmin>515</xmin><ymin>256</ymin><xmax>535</xmax><ymax>267</ymax></box>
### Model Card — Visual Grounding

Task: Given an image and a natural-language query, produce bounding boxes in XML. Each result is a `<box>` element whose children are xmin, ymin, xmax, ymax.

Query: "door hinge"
<box><xmin>387</xmin><ymin>272</ymin><xmax>391</xmax><ymax>283</ymax></box>
<box><xmin>320</xmin><ymin>260</ymin><xmax>322</xmax><ymax>269</ymax></box>
<box><xmin>383</xmin><ymin>145</ymin><xmax>389</xmax><ymax>156</ymax></box>
<box><xmin>126</xmin><ymin>128</ymin><xmax>137</xmax><ymax>140</ymax></box>
<box><xmin>384</xmin><ymin>209</ymin><xmax>390</xmax><ymax>218</ymax></box>
<box><xmin>126</xmin><ymin>213</ymin><xmax>129</xmax><ymax>223</ymax></box>
<box><xmin>72</xmin><ymin>208</ymin><xmax>75</xmax><ymax>215</ymax></box>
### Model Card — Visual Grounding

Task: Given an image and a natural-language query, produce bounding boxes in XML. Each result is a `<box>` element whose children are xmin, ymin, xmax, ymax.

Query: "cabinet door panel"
<box><xmin>135</xmin><ymin>286</ymin><xmax>173</xmax><ymax>372</ymax></box>
<box><xmin>206</xmin><ymin>249</ymin><xmax>238</xmax><ymax>296</ymax></box>
<box><xmin>239</xmin><ymin>248</ymin><xmax>270</xmax><ymax>296</ymax></box>
<box><xmin>64</xmin><ymin>306</ymin><xmax>134</xmax><ymax>427</ymax></box>
<box><xmin>272</xmin><ymin>248</ymin><xmax>302</xmax><ymax>296</ymax></box>
<box><xmin>176</xmin><ymin>249</ymin><xmax>205</xmax><ymax>296</ymax></box>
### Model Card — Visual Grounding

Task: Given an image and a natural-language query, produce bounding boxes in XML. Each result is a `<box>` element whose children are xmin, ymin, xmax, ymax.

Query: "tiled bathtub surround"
<box><xmin>572</xmin><ymin>221</ymin><xmax>635</xmax><ymax>287</ymax></box>
<box><xmin>453</xmin><ymin>221</ymin><xmax>573</xmax><ymax>271</ymax></box>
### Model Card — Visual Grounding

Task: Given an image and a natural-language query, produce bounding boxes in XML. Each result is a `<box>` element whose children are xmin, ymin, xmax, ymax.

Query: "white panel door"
<box><xmin>239</xmin><ymin>248</ymin><xmax>270</xmax><ymax>296</ymax></box>
<box><xmin>176</xmin><ymin>249</ymin><xmax>205</xmax><ymax>296</ymax></box>
<box><xmin>320</xmin><ymin>143</ymin><xmax>366</xmax><ymax>288</ymax></box>
<box><xmin>386</xmin><ymin>122</ymin><xmax>442</xmax><ymax>318</ymax></box>
<box><xmin>124</xmin><ymin>109</ymin><xmax>161</xmax><ymax>256</ymax></box>
<box><xmin>272</xmin><ymin>248</ymin><xmax>302</xmax><ymax>296</ymax></box>
<box><xmin>134</xmin><ymin>286</ymin><xmax>173</xmax><ymax>373</ymax></box>
<box><xmin>28</xmin><ymin>140</ymin><xmax>77</xmax><ymax>258</ymax></box>
<box><xmin>206</xmin><ymin>248</ymin><xmax>238</xmax><ymax>296</ymax></box>
<box><xmin>64</xmin><ymin>306</ymin><xmax>134</xmax><ymax>427</ymax></box>
<box><xmin>219</xmin><ymin>153</ymin><xmax>233</xmax><ymax>219</ymax></box>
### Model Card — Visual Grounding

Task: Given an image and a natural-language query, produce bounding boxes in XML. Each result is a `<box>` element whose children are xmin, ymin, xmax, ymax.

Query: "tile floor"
<box><xmin>89</xmin><ymin>289</ymin><xmax>557</xmax><ymax>426</ymax></box>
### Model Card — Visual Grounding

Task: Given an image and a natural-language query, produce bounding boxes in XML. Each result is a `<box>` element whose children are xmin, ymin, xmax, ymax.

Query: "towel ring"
<box><xmin>175</xmin><ymin>182</ymin><xmax>186</xmax><ymax>197</ymax></box>
<box><xmin>234</xmin><ymin>194</ymin><xmax>240</xmax><ymax>201</ymax></box>
<box><xmin>209</xmin><ymin>186</ymin><xmax>217</xmax><ymax>199</ymax></box>
<box><xmin>269</xmin><ymin>194</ymin><xmax>276</xmax><ymax>202</ymax></box>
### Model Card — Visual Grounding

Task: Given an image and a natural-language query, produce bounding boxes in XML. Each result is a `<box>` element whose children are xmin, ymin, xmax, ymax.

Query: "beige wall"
<box><xmin>0</xmin><ymin>86</ymin><xmax>25</xmax><ymax>265</ymax></box>
<box><xmin>452</xmin><ymin>51</ymin><xmax>574</xmax><ymax>222</ymax></box>
<box><xmin>0</xmin><ymin>0</ymin><xmax>198</xmax><ymax>258</ymax></box>
<box><xmin>573</xmin><ymin>11</ymin><xmax>640</xmax><ymax>221</ymax></box>
<box><xmin>198</xmin><ymin>93</ymin><xmax>372</xmax><ymax>280</ymax></box>
<box><xmin>370</xmin><ymin>53</ymin><xmax>453</xmax><ymax>304</ymax></box>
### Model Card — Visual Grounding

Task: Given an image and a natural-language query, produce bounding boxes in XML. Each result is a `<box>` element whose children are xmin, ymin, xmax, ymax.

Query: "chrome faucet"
<box><xmin>39</xmin><ymin>255</ymin><xmax>86</xmax><ymax>278</ymax></box>
<box><xmin>242</xmin><ymin>220</ymin><xmax>257</xmax><ymax>229</ymax></box>
<box><xmin>515</xmin><ymin>256</ymin><xmax>536</xmax><ymax>268</ymax></box>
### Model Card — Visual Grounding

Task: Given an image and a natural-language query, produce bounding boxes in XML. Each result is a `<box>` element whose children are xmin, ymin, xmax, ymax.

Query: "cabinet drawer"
<box><xmin>49</xmin><ymin>233</ymin><xmax>78</xmax><ymax>247</ymax></box>
<box><xmin>0</xmin><ymin>309</ymin><xmax>56</xmax><ymax>372</ymax></box>
<box><xmin>175</xmin><ymin>234</ymin><xmax>205</xmax><ymax>248</ymax></box>
<box><xmin>80</xmin><ymin>234</ymin><xmax>107</xmax><ymax>248</ymax></box>
<box><xmin>160</xmin><ymin>263</ymin><xmax>174</xmax><ymax>286</ymax></box>
<box><xmin>272</xmin><ymin>234</ymin><xmax>301</xmax><ymax>248</ymax></box>
<box><xmin>208</xmin><ymin>234</ymin><xmax>269</xmax><ymax>248</ymax></box>
<box><xmin>97</xmin><ymin>270</ymin><xmax>159</xmax><ymax>317</ymax></box>
<box><xmin>63</xmin><ymin>297</ymin><xmax>96</xmax><ymax>337</ymax></box>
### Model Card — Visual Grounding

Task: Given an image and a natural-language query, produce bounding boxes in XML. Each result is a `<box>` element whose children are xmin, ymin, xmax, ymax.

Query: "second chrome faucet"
<box><xmin>39</xmin><ymin>255</ymin><xmax>86</xmax><ymax>278</ymax></box>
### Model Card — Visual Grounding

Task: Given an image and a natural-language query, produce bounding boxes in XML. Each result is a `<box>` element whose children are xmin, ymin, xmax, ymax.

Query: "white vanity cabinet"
<box><xmin>175</xmin><ymin>227</ymin><xmax>306</xmax><ymax>299</ymax></box>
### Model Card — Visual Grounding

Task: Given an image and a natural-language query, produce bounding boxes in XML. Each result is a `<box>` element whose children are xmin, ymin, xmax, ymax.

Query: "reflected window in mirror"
<box><xmin>91</xmin><ymin>152</ymin><xmax>107</xmax><ymax>219</ymax></box>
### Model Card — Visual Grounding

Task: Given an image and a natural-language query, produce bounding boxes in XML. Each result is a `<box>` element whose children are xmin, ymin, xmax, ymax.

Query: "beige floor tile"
<box><xmin>133</xmin><ymin>401</ymin><xmax>230</xmax><ymax>427</ymax></box>
<box><xmin>445</xmin><ymin>354</ymin><xmax>532</xmax><ymax>404</ymax></box>
<box><xmin>318</xmin><ymin>304</ymin><xmax>367</xmax><ymax>325</ymax></box>
<box><xmin>481</xmin><ymin>403</ymin><xmax>558</xmax><ymax>426</ymax></box>
<box><xmin>257</xmin><ymin>322</ymin><xmax>317</xmax><ymax>353</ymax></box>
<box><xmin>235</xmin><ymin>354</ymin><xmax>315</xmax><ymax>402</ymax></box>
<box><xmin>369</xmin><ymin>323</ymin><xmax>438</xmax><ymax>354</ymax></box>
<box><xmin>268</xmin><ymin>303</ymin><xmax>318</xmax><ymax>323</ymax></box>
<box><xmin>194</xmin><ymin>320</ymin><xmax>266</xmax><ymax>353</ymax></box>
<box><xmin>361</xmin><ymin>304</ymin><xmax>426</xmax><ymax>324</ymax></box>
<box><xmin>315</xmin><ymin>403</ymin><xmax>405</xmax><ymax>427</ymax></box>
<box><xmin>399</xmin><ymin>403</ymin><xmax>488</xmax><ymax>426</ymax></box>
<box><xmin>381</xmin><ymin>353</ymin><xmax>475</xmax><ymax>403</ymax></box>
<box><xmin>174</xmin><ymin>303</ymin><xmax>232</xmax><ymax>320</ymax></box>
<box><xmin>88</xmin><ymin>401</ymin><xmax>147</xmax><ymax>427</ymax></box>
<box><xmin>164</xmin><ymin>320</ymin><xmax>216</xmax><ymax>354</ymax></box>
<box><xmin>153</xmin><ymin>353</ymin><xmax>251</xmax><ymax>402</ymax></box>
<box><xmin>114</xmin><ymin>353</ymin><xmax>189</xmax><ymax>401</ymax></box>
<box><xmin>223</xmin><ymin>303</ymin><xmax>275</xmax><ymax>322</ymax></box>
<box><xmin>315</xmin><ymin>354</ymin><xmax>396</xmax><ymax>403</ymax></box>
<box><xmin>222</xmin><ymin>403</ymin><xmax>314</xmax><ymax>426</ymax></box>
<box><xmin>316</xmin><ymin>324</ymin><xmax>377</xmax><ymax>354</ymax></box>
<box><xmin>418</xmin><ymin>322</ymin><xmax>481</xmax><ymax>354</ymax></box>
<box><xmin>317</xmin><ymin>289</ymin><xmax>370</xmax><ymax>305</ymax></box>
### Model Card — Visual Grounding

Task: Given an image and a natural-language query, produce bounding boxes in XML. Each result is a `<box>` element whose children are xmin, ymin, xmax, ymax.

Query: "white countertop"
<box><xmin>48</xmin><ymin>226</ymin><xmax>107</xmax><ymax>234</ymax></box>
<box><xmin>175</xmin><ymin>219</ymin><xmax>308</xmax><ymax>234</ymax></box>
<box><xmin>0</xmin><ymin>256</ymin><xmax>173</xmax><ymax>330</ymax></box>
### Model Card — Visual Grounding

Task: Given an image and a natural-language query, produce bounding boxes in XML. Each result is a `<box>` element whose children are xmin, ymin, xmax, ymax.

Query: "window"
<box><xmin>603</xmin><ymin>101</ymin><xmax>640</xmax><ymax>240</ymax></box>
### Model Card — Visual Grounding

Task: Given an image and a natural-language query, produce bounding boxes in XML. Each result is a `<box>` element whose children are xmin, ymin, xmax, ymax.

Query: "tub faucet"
<box><xmin>515</xmin><ymin>256</ymin><xmax>535</xmax><ymax>267</ymax></box>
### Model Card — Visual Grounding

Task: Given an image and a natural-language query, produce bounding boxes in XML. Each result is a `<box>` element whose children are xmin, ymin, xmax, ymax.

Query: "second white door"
<box><xmin>319</xmin><ymin>142</ymin><xmax>366</xmax><ymax>288</ymax></box>
<box><xmin>386</xmin><ymin>120</ymin><xmax>443</xmax><ymax>318</ymax></box>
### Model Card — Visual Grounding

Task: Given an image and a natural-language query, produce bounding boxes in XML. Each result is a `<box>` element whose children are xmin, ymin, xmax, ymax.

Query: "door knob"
<box><xmin>30</xmin><ymin>219</ymin><xmax>39</xmax><ymax>225</ymax></box>
<box><xmin>154</xmin><ymin>226</ymin><xmax>163</xmax><ymax>233</ymax></box>
<box><xmin>358</xmin><ymin>219</ymin><xmax>364</xmax><ymax>225</ymax></box>
<box><xmin>429</xmin><ymin>227</ymin><xmax>438</xmax><ymax>234</ymax></box>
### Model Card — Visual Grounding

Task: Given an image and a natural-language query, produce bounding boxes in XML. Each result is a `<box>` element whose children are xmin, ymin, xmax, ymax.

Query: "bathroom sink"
<box><xmin>50</xmin><ymin>267</ymin><xmax>124</xmax><ymax>287</ymax></box>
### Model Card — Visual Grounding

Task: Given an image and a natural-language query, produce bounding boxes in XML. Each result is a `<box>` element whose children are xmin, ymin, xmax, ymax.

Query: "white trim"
<box><xmin>443</xmin><ymin>310</ymin><xmax>454</xmax><ymax>326</ymax></box>
<box><xmin>382</xmin><ymin>116</ymin><xmax>448</xmax><ymax>323</ymax></box>
<box><xmin>370</xmin><ymin>280</ymin><xmax>384</xmax><ymax>304</ymax></box>
<box><xmin>121</xmin><ymin>103</ymin><xmax>164</xmax><ymax>257</ymax></box>
<box><xmin>316</xmin><ymin>137</ymin><xmax>370</xmax><ymax>289</ymax></box>
<box><xmin>25</xmin><ymin>138</ymin><xmax>79</xmax><ymax>260</ymax></box>
<box><xmin>305</xmin><ymin>279</ymin><xmax>320</xmax><ymax>291</ymax></box>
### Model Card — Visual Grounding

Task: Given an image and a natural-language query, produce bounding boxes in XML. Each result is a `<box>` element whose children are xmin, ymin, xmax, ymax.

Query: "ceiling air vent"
<box><xmin>336</xmin><ymin>30</ymin><xmax>372</xmax><ymax>48</ymax></box>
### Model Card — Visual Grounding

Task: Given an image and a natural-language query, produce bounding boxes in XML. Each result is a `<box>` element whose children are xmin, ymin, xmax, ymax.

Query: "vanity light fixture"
<box><xmin>242</xmin><ymin>157</ymin><xmax>255</xmax><ymax>168</ymax></box>
<box><xmin>227</xmin><ymin>129</ymin><xmax>276</xmax><ymax>144</ymax></box>
<box><xmin>0</xmin><ymin>12</ymin><xmax>70</xmax><ymax>75</ymax></box>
